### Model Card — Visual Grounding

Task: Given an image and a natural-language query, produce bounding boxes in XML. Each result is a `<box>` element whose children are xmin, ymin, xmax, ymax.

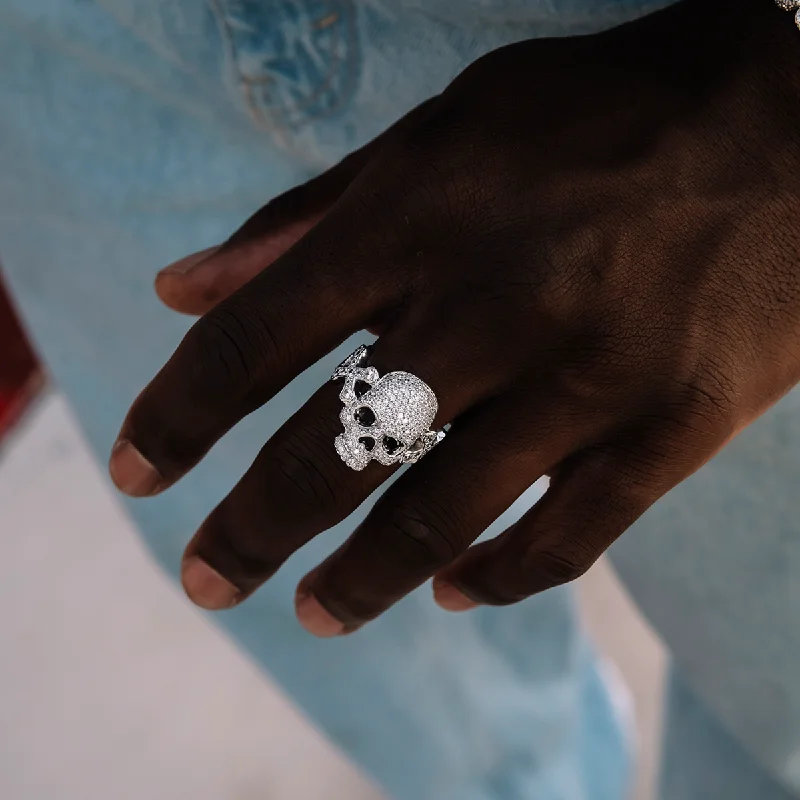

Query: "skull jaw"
<box><xmin>335</xmin><ymin>427</ymin><xmax>446</xmax><ymax>470</ymax></box>
<box><xmin>338</xmin><ymin>399</ymin><xmax>415</xmax><ymax>466</ymax></box>
<box><xmin>335</xmin><ymin>431</ymin><xmax>408</xmax><ymax>470</ymax></box>
<box><xmin>338</xmin><ymin>405</ymin><xmax>411</xmax><ymax>469</ymax></box>
<box><xmin>334</xmin><ymin>434</ymin><xmax>372</xmax><ymax>471</ymax></box>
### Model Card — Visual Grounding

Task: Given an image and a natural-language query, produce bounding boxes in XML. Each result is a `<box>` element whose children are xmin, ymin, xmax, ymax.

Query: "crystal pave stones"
<box><xmin>361</xmin><ymin>371</ymin><xmax>437</xmax><ymax>445</ymax></box>
<box><xmin>330</xmin><ymin>345</ymin><xmax>446</xmax><ymax>471</ymax></box>
<box><xmin>775</xmin><ymin>0</ymin><xmax>800</xmax><ymax>29</ymax></box>
<box><xmin>331</xmin><ymin>344</ymin><xmax>371</xmax><ymax>380</ymax></box>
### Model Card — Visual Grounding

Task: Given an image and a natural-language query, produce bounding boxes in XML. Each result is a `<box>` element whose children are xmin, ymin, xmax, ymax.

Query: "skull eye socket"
<box><xmin>358</xmin><ymin>436</ymin><xmax>376</xmax><ymax>452</ymax></box>
<box><xmin>382</xmin><ymin>436</ymin><xmax>404</xmax><ymax>455</ymax></box>
<box><xmin>354</xmin><ymin>406</ymin><xmax>376</xmax><ymax>427</ymax></box>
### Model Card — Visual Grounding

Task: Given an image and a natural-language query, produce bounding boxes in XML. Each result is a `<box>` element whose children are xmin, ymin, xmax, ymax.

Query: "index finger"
<box><xmin>109</xmin><ymin>207</ymin><xmax>404</xmax><ymax>497</ymax></box>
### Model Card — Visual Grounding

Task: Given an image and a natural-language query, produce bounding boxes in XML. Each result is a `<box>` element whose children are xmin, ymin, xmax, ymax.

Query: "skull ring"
<box><xmin>330</xmin><ymin>345</ymin><xmax>446</xmax><ymax>471</ymax></box>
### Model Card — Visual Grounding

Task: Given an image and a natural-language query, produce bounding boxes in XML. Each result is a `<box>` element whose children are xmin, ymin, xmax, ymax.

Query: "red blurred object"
<box><xmin>0</xmin><ymin>270</ymin><xmax>44</xmax><ymax>442</ymax></box>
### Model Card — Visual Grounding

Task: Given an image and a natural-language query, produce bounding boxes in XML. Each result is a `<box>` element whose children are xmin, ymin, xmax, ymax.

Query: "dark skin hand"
<box><xmin>110</xmin><ymin>0</ymin><xmax>800</xmax><ymax>636</ymax></box>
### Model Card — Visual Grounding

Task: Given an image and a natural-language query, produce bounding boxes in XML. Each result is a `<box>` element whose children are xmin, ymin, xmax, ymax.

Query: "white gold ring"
<box><xmin>330</xmin><ymin>345</ymin><xmax>446</xmax><ymax>471</ymax></box>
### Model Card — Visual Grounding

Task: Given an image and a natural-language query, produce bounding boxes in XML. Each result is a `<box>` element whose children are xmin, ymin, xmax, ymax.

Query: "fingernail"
<box><xmin>181</xmin><ymin>555</ymin><xmax>240</xmax><ymax>610</ymax></box>
<box><xmin>433</xmin><ymin>580</ymin><xmax>479</xmax><ymax>612</ymax></box>
<box><xmin>109</xmin><ymin>440</ymin><xmax>163</xmax><ymax>497</ymax></box>
<box><xmin>158</xmin><ymin>246</ymin><xmax>220</xmax><ymax>277</ymax></box>
<box><xmin>295</xmin><ymin>590</ymin><xmax>345</xmax><ymax>637</ymax></box>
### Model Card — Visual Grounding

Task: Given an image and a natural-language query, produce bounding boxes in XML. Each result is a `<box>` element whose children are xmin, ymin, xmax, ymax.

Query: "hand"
<box><xmin>110</xmin><ymin>0</ymin><xmax>800</xmax><ymax>635</ymax></box>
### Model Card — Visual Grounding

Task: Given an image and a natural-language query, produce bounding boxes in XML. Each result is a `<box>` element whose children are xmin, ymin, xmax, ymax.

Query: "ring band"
<box><xmin>330</xmin><ymin>345</ymin><xmax>446</xmax><ymax>471</ymax></box>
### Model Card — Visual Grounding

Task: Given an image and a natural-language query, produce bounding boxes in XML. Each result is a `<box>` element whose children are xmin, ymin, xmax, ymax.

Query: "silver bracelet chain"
<box><xmin>776</xmin><ymin>0</ymin><xmax>800</xmax><ymax>30</ymax></box>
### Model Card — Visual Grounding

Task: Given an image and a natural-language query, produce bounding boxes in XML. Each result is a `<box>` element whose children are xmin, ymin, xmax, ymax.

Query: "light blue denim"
<box><xmin>1</xmin><ymin>2</ymin><xmax>798</xmax><ymax>799</ymax></box>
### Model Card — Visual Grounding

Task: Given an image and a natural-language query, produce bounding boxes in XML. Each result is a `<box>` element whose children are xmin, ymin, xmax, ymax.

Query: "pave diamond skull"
<box><xmin>332</xmin><ymin>349</ymin><xmax>443</xmax><ymax>471</ymax></box>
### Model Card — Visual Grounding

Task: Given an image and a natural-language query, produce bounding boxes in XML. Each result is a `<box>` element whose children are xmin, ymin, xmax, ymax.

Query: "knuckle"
<box><xmin>662</xmin><ymin>353</ymin><xmax>740</xmax><ymax>430</ymax></box>
<box><xmin>469</xmin><ymin>580</ymin><xmax>527</xmax><ymax>607</ymax></box>
<box><xmin>188</xmin><ymin>303</ymin><xmax>280</xmax><ymax>400</ymax></box>
<box><xmin>273</xmin><ymin>448</ymin><xmax>336</xmax><ymax>517</ymax></box>
<box><xmin>198</xmin><ymin>502</ymin><xmax>286</xmax><ymax>586</ymax></box>
<box><xmin>681</xmin><ymin>371</ymin><xmax>739</xmax><ymax>437</ymax></box>
<box><xmin>550</xmin><ymin>359</ymin><xmax>615</xmax><ymax>409</ymax></box>
<box><xmin>527</xmin><ymin>547</ymin><xmax>591</xmax><ymax>587</ymax></box>
<box><xmin>572</xmin><ymin>457</ymin><xmax>659</xmax><ymax>536</ymax></box>
<box><xmin>211</xmin><ymin>518</ymin><xmax>284</xmax><ymax>583</ymax></box>
<box><xmin>189</xmin><ymin>308</ymin><xmax>258</xmax><ymax>390</ymax></box>
<box><xmin>377</xmin><ymin>500</ymin><xmax>461</xmax><ymax>568</ymax></box>
<box><xmin>377</xmin><ymin>137</ymin><xmax>477</xmax><ymax>238</ymax></box>
<box><xmin>579</xmin><ymin>447</ymin><xmax>659</xmax><ymax>504</ymax></box>
<box><xmin>368</xmin><ymin>161</ymin><xmax>444</xmax><ymax>232</ymax></box>
<box><xmin>265</xmin><ymin>428</ymin><xmax>354</xmax><ymax>524</ymax></box>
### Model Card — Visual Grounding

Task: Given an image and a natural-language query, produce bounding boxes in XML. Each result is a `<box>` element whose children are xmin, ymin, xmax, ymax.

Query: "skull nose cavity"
<box><xmin>355</xmin><ymin>406</ymin><xmax>376</xmax><ymax>426</ymax></box>
<box><xmin>382</xmin><ymin>436</ymin><xmax>403</xmax><ymax>455</ymax></box>
<box><xmin>354</xmin><ymin>379</ymin><xmax>371</xmax><ymax>398</ymax></box>
<box><xmin>358</xmin><ymin>436</ymin><xmax>376</xmax><ymax>452</ymax></box>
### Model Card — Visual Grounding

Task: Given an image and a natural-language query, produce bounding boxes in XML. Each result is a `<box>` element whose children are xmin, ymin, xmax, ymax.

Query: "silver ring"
<box><xmin>330</xmin><ymin>345</ymin><xmax>446</xmax><ymax>471</ymax></box>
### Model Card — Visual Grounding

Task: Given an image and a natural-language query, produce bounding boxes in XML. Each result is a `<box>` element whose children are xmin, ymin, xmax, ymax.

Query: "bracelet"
<box><xmin>776</xmin><ymin>0</ymin><xmax>800</xmax><ymax>30</ymax></box>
